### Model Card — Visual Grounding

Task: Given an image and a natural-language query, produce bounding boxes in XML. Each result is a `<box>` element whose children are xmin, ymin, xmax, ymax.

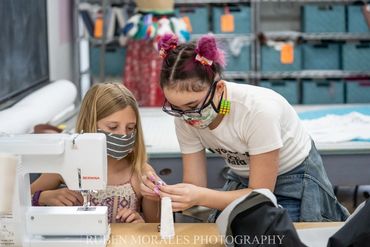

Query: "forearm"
<box><xmin>182</xmin><ymin>151</ymin><xmax>207</xmax><ymax>187</ymax></box>
<box><xmin>197</xmin><ymin>187</ymin><xmax>252</xmax><ymax>211</ymax></box>
<box><xmin>142</xmin><ymin>197</ymin><xmax>160</xmax><ymax>223</ymax></box>
<box><xmin>31</xmin><ymin>174</ymin><xmax>63</xmax><ymax>194</ymax></box>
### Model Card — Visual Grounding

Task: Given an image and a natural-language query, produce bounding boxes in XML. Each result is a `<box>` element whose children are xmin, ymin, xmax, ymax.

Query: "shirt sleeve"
<box><xmin>174</xmin><ymin>118</ymin><xmax>204</xmax><ymax>154</ymax></box>
<box><xmin>244</xmin><ymin>105</ymin><xmax>283</xmax><ymax>155</ymax></box>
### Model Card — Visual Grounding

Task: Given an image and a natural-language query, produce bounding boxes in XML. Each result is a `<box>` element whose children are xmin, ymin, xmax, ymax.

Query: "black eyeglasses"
<box><xmin>162</xmin><ymin>80</ymin><xmax>220</xmax><ymax>117</ymax></box>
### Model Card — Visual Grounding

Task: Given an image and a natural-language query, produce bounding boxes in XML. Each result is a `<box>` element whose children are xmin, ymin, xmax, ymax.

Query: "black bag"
<box><xmin>327</xmin><ymin>199</ymin><xmax>370</xmax><ymax>247</ymax></box>
<box><xmin>217</xmin><ymin>190</ymin><xmax>306</xmax><ymax>247</ymax></box>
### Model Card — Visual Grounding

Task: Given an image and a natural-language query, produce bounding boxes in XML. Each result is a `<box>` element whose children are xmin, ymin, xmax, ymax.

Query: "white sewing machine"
<box><xmin>0</xmin><ymin>133</ymin><xmax>110</xmax><ymax>247</ymax></box>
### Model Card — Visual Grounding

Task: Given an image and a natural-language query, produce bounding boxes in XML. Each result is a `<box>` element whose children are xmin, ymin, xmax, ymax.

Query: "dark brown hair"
<box><xmin>159</xmin><ymin>34</ymin><xmax>225</xmax><ymax>92</ymax></box>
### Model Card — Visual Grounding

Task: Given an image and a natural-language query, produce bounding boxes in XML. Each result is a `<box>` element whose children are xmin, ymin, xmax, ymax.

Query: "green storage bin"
<box><xmin>346</xmin><ymin>81</ymin><xmax>370</xmax><ymax>103</ymax></box>
<box><xmin>302</xmin><ymin>5</ymin><xmax>346</xmax><ymax>33</ymax></box>
<box><xmin>260</xmin><ymin>80</ymin><xmax>299</xmax><ymax>104</ymax></box>
<box><xmin>261</xmin><ymin>45</ymin><xmax>302</xmax><ymax>72</ymax></box>
<box><xmin>303</xmin><ymin>80</ymin><xmax>344</xmax><ymax>104</ymax></box>
<box><xmin>212</xmin><ymin>5</ymin><xmax>251</xmax><ymax>34</ymax></box>
<box><xmin>175</xmin><ymin>6</ymin><xmax>209</xmax><ymax>34</ymax></box>
<box><xmin>347</xmin><ymin>5</ymin><xmax>370</xmax><ymax>33</ymax></box>
<box><xmin>90</xmin><ymin>47</ymin><xmax>126</xmax><ymax>77</ymax></box>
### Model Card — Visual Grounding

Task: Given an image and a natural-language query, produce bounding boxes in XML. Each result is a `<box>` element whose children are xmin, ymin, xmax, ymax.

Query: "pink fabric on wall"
<box><xmin>123</xmin><ymin>39</ymin><xmax>164</xmax><ymax>107</ymax></box>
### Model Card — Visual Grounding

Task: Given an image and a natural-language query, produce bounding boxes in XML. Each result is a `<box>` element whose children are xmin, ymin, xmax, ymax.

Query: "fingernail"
<box><xmin>116</xmin><ymin>216</ymin><xmax>120</xmax><ymax>219</ymax></box>
<box><xmin>156</xmin><ymin>180</ymin><xmax>166</xmax><ymax>186</ymax></box>
<box><xmin>153</xmin><ymin>186</ymin><xmax>159</xmax><ymax>195</ymax></box>
<box><xmin>150</xmin><ymin>175</ymin><xmax>155</xmax><ymax>182</ymax></box>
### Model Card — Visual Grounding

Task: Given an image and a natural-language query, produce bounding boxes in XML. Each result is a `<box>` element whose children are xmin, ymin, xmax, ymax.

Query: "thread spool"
<box><xmin>160</xmin><ymin>197</ymin><xmax>175</xmax><ymax>239</ymax></box>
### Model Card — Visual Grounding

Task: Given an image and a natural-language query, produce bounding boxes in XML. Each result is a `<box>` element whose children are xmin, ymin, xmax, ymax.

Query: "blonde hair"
<box><xmin>76</xmin><ymin>82</ymin><xmax>147</xmax><ymax>177</ymax></box>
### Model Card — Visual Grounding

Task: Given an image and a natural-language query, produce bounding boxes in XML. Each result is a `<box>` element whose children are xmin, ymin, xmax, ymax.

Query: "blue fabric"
<box><xmin>298</xmin><ymin>106</ymin><xmax>370</xmax><ymax>142</ymax></box>
<box><xmin>208</xmin><ymin>141</ymin><xmax>349</xmax><ymax>222</ymax></box>
<box><xmin>298</xmin><ymin>106</ymin><xmax>370</xmax><ymax>120</ymax></box>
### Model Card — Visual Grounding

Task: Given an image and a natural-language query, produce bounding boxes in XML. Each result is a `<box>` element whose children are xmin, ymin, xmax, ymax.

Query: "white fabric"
<box><xmin>0</xmin><ymin>80</ymin><xmax>77</xmax><ymax>134</ymax></box>
<box><xmin>0</xmin><ymin>154</ymin><xmax>17</xmax><ymax>213</ymax></box>
<box><xmin>228</xmin><ymin>37</ymin><xmax>250</xmax><ymax>57</ymax></box>
<box><xmin>49</xmin><ymin>104</ymin><xmax>75</xmax><ymax>124</ymax></box>
<box><xmin>297</xmin><ymin>226</ymin><xmax>343</xmax><ymax>247</ymax></box>
<box><xmin>302</xmin><ymin>112</ymin><xmax>370</xmax><ymax>143</ymax></box>
<box><xmin>175</xmin><ymin>82</ymin><xmax>311</xmax><ymax>177</ymax></box>
<box><xmin>141</xmin><ymin>109</ymin><xmax>180</xmax><ymax>153</ymax></box>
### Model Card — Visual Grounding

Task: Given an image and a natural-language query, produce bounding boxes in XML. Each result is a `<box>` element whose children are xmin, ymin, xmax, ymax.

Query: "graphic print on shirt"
<box><xmin>209</xmin><ymin>148</ymin><xmax>250</xmax><ymax>169</ymax></box>
<box><xmin>89</xmin><ymin>184</ymin><xmax>138</xmax><ymax>223</ymax></box>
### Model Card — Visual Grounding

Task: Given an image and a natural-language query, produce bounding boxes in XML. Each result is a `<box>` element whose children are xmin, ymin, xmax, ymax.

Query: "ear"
<box><xmin>215</xmin><ymin>80</ymin><xmax>225</xmax><ymax>97</ymax></box>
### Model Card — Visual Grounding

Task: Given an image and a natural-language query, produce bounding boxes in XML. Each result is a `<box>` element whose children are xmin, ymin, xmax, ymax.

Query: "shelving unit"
<box><xmin>77</xmin><ymin>0</ymin><xmax>134</xmax><ymax>85</ymax></box>
<box><xmin>262</xmin><ymin>32</ymin><xmax>370</xmax><ymax>42</ymax></box>
<box><xmin>75</xmin><ymin>0</ymin><xmax>370</xmax><ymax>104</ymax></box>
<box><xmin>255</xmin><ymin>0</ymin><xmax>370</xmax><ymax>104</ymax></box>
<box><xmin>175</xmin><ymin>0</ymin><xmax>258</xmax><ymax>84</ymax></box>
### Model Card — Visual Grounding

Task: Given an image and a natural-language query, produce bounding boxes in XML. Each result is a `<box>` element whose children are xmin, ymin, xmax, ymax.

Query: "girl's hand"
<box><xmin>38</xmin><ymin>188</ymin><xmax>83</xmax><ymax>206</ymax></box>
<box><xmin>140</xmin><ymin>170</ymin><xmax>165</xmax><ymax>201</ymax></box>
<box><xmin>116</xmin><ymin>207</ymin><xmax>145</xmax><ymax>223</ymax></box>
<box><xmin>158</xmin><ymin>183</ymin><xmax>200</xmax><ymax>212</ymax></box>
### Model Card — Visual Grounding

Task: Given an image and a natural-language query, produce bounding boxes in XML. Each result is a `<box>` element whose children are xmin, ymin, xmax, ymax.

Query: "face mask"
<box><xmin>97</xmin><ymin>129</ymin><xmax>136</xmax><ymax>160</ymax></box>
<box><xmin>182</xmin><ymin>103</ymin><xmax>219</xmax><ymax>129</ymax></box>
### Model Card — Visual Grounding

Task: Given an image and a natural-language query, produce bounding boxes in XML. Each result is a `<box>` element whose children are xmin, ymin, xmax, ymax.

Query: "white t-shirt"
<box><xmin>175</xmin><ymin>81</ymin><xmax>312</xmax><ymax>177</ymax></box>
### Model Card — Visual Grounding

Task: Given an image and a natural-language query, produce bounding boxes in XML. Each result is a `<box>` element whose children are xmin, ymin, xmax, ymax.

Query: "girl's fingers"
<box><xmin>125</xmin><ymin>213</ymin><xmax>137</xmax><ymax>223</ymax></box>
<box><xmin>158</xmin><ymin>184</ymin><xmax>184</xmax><ymax>195</ymax></box>
<box><xmin>116</xmin><ymin>208</ymin><xmax>132</xmax><ymax>221</ymax></box>
<box><xmin>171</xmin><ymin>202</ymin><xmax>188</xmax><ymax>212</ymax></box>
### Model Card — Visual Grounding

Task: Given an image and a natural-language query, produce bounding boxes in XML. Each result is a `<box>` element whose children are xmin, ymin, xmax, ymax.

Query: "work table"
<box><xmin>107</xmin><ymin>222</ymin><xmax>343</xmax><ymax>247</ymax></box>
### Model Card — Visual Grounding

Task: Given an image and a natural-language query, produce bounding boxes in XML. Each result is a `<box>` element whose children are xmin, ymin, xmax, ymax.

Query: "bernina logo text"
<box><xmin>82</xmin><ymin>176</ymin><xmax>100</xmax><ymax>180</ymax></box>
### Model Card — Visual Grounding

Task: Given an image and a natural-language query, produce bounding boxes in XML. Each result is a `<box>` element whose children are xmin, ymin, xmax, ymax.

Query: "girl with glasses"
<box><xmin>141</xmin><ymin>33</ymin><xmax>349</xmax><ymax>222</ymax></box>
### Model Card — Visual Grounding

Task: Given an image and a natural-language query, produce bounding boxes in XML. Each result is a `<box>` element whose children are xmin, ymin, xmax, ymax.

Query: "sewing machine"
<box><xmin>0</xmin><ymin>133</ymin><xmax>110</xmax><ymax>247</ymax></box>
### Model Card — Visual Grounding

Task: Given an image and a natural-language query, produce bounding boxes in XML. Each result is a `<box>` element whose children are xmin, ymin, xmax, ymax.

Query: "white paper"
<box><xmin>297</xmin><ymin>226</ymin><xmax>343</xmax><ymax>247</ymax></box>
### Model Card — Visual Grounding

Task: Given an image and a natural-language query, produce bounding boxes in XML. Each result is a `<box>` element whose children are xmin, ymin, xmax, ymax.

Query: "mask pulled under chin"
<box><xmin>97</xmin><ymin>129</ymin><xmax>136</xmax><ymax>160</ymax></box>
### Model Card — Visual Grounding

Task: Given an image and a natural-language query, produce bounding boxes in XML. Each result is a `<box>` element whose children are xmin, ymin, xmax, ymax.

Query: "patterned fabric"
<box><xmin>89</xmin><ymin>182</ymin><xmax>139</xmax><ymax>223</ymax></box>
<box><xmin>123</xmin><ymin>39</ymin><xmax>164</xmax><ymax>107</ymax></box>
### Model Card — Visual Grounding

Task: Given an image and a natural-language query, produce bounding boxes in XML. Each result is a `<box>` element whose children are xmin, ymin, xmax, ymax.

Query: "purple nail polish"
<box><xmin>156</xmin><ymin>180</ymin><xmax>166</xmax><ymax>186</ymax></box>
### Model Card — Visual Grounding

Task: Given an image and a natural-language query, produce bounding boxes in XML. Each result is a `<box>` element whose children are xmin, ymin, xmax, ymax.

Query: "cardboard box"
<box><xmin>135</xmin><ymin>0</ymin><xmax>174</xmax><ymax>12</ymax></box>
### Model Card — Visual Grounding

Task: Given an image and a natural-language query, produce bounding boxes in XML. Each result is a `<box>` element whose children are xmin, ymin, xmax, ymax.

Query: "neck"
<box><xmin>107</xmin><ymin>157</ymin><xmax>130</xmax><ymax>173</ymax></box>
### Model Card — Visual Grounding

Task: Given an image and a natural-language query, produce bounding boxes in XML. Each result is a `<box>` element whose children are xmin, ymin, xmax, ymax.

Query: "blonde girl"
<box><xmin>31</xmin><ymin>83</ymin><xmax>158</xmax><ymax>223</ymax></box>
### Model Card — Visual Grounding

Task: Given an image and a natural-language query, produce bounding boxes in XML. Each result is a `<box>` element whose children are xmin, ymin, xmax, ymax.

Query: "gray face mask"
<box><xmin>97</xmin><ymin>129</ymin><xmax>136</xmax><ymax>160</ymax></box>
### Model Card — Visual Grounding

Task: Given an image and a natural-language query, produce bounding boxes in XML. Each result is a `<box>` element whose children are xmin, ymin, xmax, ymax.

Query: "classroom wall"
<box><xmin>47</xmin><ymin>0</ymin><xmax>75</xmax><ymax>82</ymax></box>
